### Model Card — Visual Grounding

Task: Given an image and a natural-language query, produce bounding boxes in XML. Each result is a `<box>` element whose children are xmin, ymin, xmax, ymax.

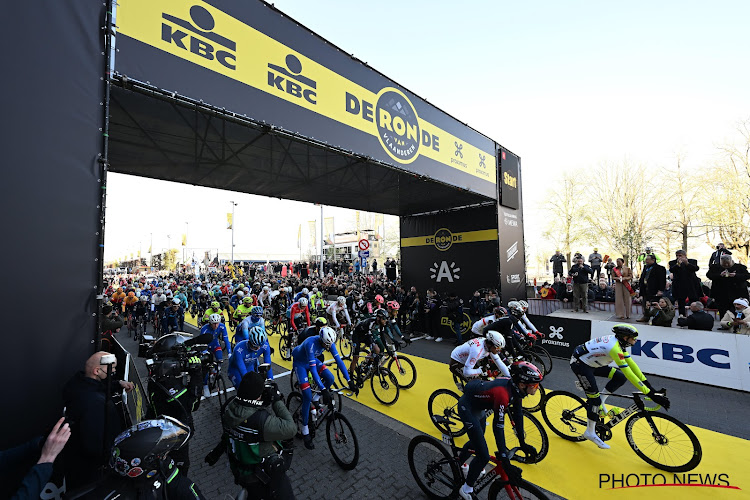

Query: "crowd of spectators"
<box><xmin>539</xmin><ymin>245</ymin><xmax>750</xmax><ymax>333</ymax></box>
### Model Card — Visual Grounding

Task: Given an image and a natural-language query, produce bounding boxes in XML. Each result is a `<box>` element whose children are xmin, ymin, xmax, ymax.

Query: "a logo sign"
<box><xmin>430</xmin><ymin>261</ymin><xmax>461</xmax><ymax>282</ymax></box>
<box><xmin>358</xmin><ymin>239</ymin><xmax>370</xmax><ymax>251</ymax></box>
<box><xmin>506</xmin><ymin>241</ymin><xmax>518</xmax><ymax>262</ymax></box>
<box><xmin>161</xmin><ymin>5</ymin><xmax>236</xmax><ymax>70</ymax></box>
<box><xmin>503</xmin><ymin>171</ymin><xmax>517</xmax><ymax>188</ymax></box>
<box><xmin>374</xmin><ymin>88</ymin><xmax>422</xmax><ymax>164</ymax></box>
<box><xmin>358</xmin><ymin>250</ymin><xmax>369</xmax><ymax>258</ymax></box>
<box><xmin>506</xmin><ymin>274</ymin><xmax>521</xmax><ymax>284</ymax></box>
<box><xmin>598</xmin><ymin>472</ymin><xmax>738</xmax><ymax>490</ymax></box>
<box><xmin>432</xmin><ymin>228</ymin><xmax>457</xmax><ymax>251</ymax></box>
<box><xmin>502</xmin><ymin>210</ymin><xmax>519</xmax><ymax>227</ymax></box>
<box><xmin>401</xmin><ymin>228</ymin><xmax>497</xmax><ymax>249</ymax></box>
<box><xmin>454</xmin><ymin>142</ymin><xmax>463</xmax><ymax>158</ymax></box>
<box><xmin>631</xmin><ymin>340</ymin><xmax>730</xmax><ymax>369</ymax></box>
<box><xmin>542</xmin><ymin>325</ymin><xmax>570</xmax><ymax>348</ymax></box>
<box><xmin>549</xmin><ymin>326</ymin><xmax>564</xmax><ymax>339</ymax></box>
<box><xmin>441</xmin><ymin>312</ymin><xmax>472</xmax><ymax>334</ymax></box>
<box><xmin>267</xmin><ymin>54</ymin><xmax>317</xmax><ymax>105</ymax></box>
<box><xmin>479</xmin><ymin>153</ymin><xmax>486</xmax><ymax>169</ymax></box>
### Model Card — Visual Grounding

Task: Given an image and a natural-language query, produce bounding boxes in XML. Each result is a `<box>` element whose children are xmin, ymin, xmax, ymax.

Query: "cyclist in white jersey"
<box><xmin>470</xmin><ymin>307</ymin><xmax>507</xmax><ymax>336</ymax></box>
<box><xmin>450</xmin><ymin>331</ymin><xmax>511</xmax><ymax>382</ymax></box>
<box><xmin>326</xmin><ymin>297</ymin><xmax>352</xmax><ymax>328</ymax></box>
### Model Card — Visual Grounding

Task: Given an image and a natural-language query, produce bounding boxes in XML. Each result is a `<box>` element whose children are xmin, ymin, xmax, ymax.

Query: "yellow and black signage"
<box><xmin>401</xmin><ymin>228</ymin><xmax>498</xmax><ymax>252</ymax></box>
<box><xmin>116</xmin><ymin>0</ymin><xmax>497</xmax><ymax>196</ymax></box>
<box><xmin>500</xmin><ymin>149</ymin><xmax>520</xmax><ymax>209</ymax></box>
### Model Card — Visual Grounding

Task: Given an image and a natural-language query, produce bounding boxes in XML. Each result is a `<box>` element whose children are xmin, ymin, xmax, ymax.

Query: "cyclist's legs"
<box><xmin>295</xmin><ymin>364</ymin><xmax>313</xmax><ymax>427</ymax></box>
<box><xmin>449</xmin><ymin>359</ymin><xmax>466</xmax><ymax>384</ymax></box>
<box><xmin>209</xmin><ymin>339</ymin><xmax>224</xmax><ymax>361</ymax></box>
<box><xmin>318</xmin><ymin>364</ymin><xmax>335</xmax><ymax>390</ymax></box>
<box><xmin>457</xmin><ymin>403</ymin><xmax>489</xmax><ymax>487</ymax></box>
<box><xmin>228</xmin><ymin>367</ymin><xmax>241</xmax><ymax>388</ymax></box>
<box><xmin>571</xmin><ymin>360</ymin><xmax>612</xmax><ymax>420</ymax></box>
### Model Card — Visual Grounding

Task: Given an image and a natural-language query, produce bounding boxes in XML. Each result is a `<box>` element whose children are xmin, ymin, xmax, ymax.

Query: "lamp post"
<box><xmin>230</xmin><ymin>201</ymin><xmax>237</xmax><ymax>265</ymax></box>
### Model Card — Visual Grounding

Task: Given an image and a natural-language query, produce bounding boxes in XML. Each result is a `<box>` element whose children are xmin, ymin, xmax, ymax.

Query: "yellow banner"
<box><xmin>308</xmin><ymin>220</ymin><xmax>317</xmax><ymax>248</ymax></box>
<box><xmin>182</xmin><ymin>234</ymin><xmax>187</xmax><ymax>246</ymax></box>
<box><xmin>401</xmin><ymin>228</ymin><xmax>498</xmax><ymax>251</ymax></box>
<box><xmin>227</xmin><ymin>213</ymin><xmax>233</xmax><ymax>229</ymax></box>
<box><xmin>117</xmin><ymin>0</ymin><xmax>496</xmax><ymax>184</ymax></box>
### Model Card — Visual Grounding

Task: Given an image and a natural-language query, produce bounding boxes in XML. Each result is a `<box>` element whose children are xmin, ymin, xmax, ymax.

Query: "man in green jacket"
<box><xmin>221</xmin><ymin>372</ymin><xmax>297</xmax><ymax>499</ymax></box>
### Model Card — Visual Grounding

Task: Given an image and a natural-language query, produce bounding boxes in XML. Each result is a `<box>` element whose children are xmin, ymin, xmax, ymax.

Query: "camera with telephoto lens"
<box><xmin>145</xmin><ymin>333</ymin><xmax>212</xmax><ymax>388</ymax></box>
<box><xmin>257</xmin><ymin>363</ymin><xmax>282</xmax><ymax>405</ymax></box>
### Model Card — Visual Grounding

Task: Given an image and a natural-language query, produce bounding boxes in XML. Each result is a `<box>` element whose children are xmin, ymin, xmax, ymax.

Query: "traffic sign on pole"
<box><xmin>358</xmin><ymin>239</ymin><xmax>370</xmax><ymax>251</ymax></box>
<box><xmin>358</xmin><ymin>250</ymin><xmax>370</xmax><ymax>258</ymax></box>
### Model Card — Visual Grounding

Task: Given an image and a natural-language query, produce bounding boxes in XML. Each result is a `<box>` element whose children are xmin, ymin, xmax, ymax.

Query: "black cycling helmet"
<box><xmin>110</xmin><ymin>416</ymin><xmax>190</xmax><ymax>479</ymax></box>
<box><xmin>612</xmin><ymin>323</ymin><xmax>639</xmax><ymax>348</ymax></box>
<box><xmin>375</xmin><ymin>309</ymin><xmax>388</xmax><ymax>320</ymax></box>
<box><xmin>314</xmin><ymin>317</ymin><xmax>328</xmax><ymax>328</ymax></box>
<box><xmin>149</xmin><ymin>333</ymin><xmax>190</xmax><ymax>355</ymax></box>
<box><xmin>510</xmin><ymin>361</ymin><xmax>543</xmax><ymax>385</ymax></box>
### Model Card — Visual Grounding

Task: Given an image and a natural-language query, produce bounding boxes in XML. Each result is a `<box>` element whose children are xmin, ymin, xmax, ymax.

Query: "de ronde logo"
<box><xmin>599</xmin><ymin>472</ymin><xmax>739</xmax><ymax>491</ymax></box>
<box><xmin>346</xmin><ymin>87</ymin><xmax>440</xmax><ymax>165</ymax></box>
<box><xmin>424</xmin><ymin>228</ymin><xmax>462</xmax><ymax>252</ymax></box>
<box><xmin>161</xmin><ymin>5</ymin><xmax>237</xmax><ymax>70</ymax></box>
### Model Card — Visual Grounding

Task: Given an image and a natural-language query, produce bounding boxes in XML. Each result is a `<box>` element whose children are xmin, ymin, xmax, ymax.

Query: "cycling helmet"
<box><xmin>375</xmin><ymin>294</ymin><xmax>385</xmax><ymax>304</ymax></box>
<box><xmin>302</xmin><ymin>288</ymin><xmax>309</xmax><ymax>295</ymax></box>
<box><xmin>208</xmin><ymin>313</ymin><xmax>221</xmax><ymax>324</ymax></box>
<box><xmin>211</xmin><ymin>301</ymin><xmax>220</xmax><ymax>310</ymax></box>
<box><xmin>510</xmin><ymin>361</ymin><xmax>543</xmax><ymax>385</ymax></box>
<box><xmin>110</xmin><ymin>416</ymin><xmax>190</xmax><ymax>479</ymax></box>
<box><xmin>387</xmin><ymin>300</ymin><xmax>400</xmax><ymax>311</ymax></box>
<box><xmin>201</xmin><ymin>290</ymin><xmax>208</xmax><ymax>296</ymax></box>
<box><xmin>319</xmin><ymin>326</ymin><xmax>336</xmax><ymax>347</ymax></box>
<box><xmin>156</xmin><ymin>288</ymin><xmax>163</xmax><ymax>295</ymax></box>
<box><xmin>612</xmin><ymin>323</ymin><xmax>639</xmax><ymax>348</ymax></box>
<box><xmin>518</xmin><ymin>300</ymin><xmax>529</xmax><ymax>312</ymax></box>
<box><xmin>140</xmin><ymin>295</ymin><xmax>147</xmax><ymax>302</ymax></box>
<box><xmin>314</xmin><ymin>317</ymin><xmax>328</xmax><ymax>327</ymax></box>
<box><xmin>247</xmin><ymin>326</ymin><xmax>267</xmax><ymax>349</ymax></box>
<box><xmin>508</xmin><ymin>301</ymin><xmax>523</xmax><ymax>316</ymax></box>
<box><xmin>127</xmin><ymin>291</ymin><xmax>135</xmax><ymax>297</ymax></box>
<box><xmin>485</xmin><ymin>330</ymin><xmax>506</xmax><ymax>349</ymax></box>
<box><xmin>171</xmin><ymin>298</ymin><xmax>180</xmax><ymax>306</ymax></box>
<box><xmin>195</xmin><ymin>287</ymin><xmax>202</xmax><ymax>292</ymax></box>
<box><xmin>298</xmin><ymin>297</ymin><xmax>309</xmax><ymax>308</ymax></box>
<box><xmin>250</xmin><ymin>306</ymin><xmax>263</xmax><ymax>317</ymax></box>
<box><xmin>243</xmin><ymin>297</ymin><xmax>253</xmax><ymax>305</ymax></box>
<box><xmin>312</xmin><ymin>287</ymin><xmax>318</xmax><ymax>293</ymax></box>
<box><xmin>263</xmin><ymin>286</ymin><xmax>270</xmax><ymax>292</ymax></box>
<box><xmin>375</xmin><ymin>309</ymin><xmax>389</xmax><ymax>320</ymax></box>
<box><xmin>337</xmin><ymin>296</ymin><xmax>346</xmax><ymax>305</ymax></box>
<box><xmin>493</xmin><ymin>306</ymin><xmax>508</xmax><ymax>317</ymax></box>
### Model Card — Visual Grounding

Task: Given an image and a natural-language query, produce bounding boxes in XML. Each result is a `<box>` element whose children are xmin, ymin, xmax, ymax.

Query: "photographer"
<box><xmin>216</xmin><ymin>371</ymin><xmax>296</xmax><ymax>499</ymax></box>
<box><xmin>146</xmin><ymin>334</ymin><xmax>207</xmax><ymax>473</ymax></box>
<box><xmin>100</xmin><ymin>305</ymin><xmax>123</xmax><ymax>333</ymax></box>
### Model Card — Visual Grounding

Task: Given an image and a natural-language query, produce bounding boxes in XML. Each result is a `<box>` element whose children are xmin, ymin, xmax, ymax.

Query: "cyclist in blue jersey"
<box><xmin>456</xmin><ymin>361</ymin><xmax>542</xmax><ymax>500</ymax></box>
<box><xmin>227</xmin><ymin>326</ymin><xmax>274</xmax><ymax>388</ymax></box>
<box><xmin>234</xmin><ymin>306</ymin><xmax>266</xmax><ymax>346</ymax></box>
<box><xmin>292</xmin><ymin>327</ymin><xmax>356</xmax><ymax>450</ymax></box>
<box><xmin>175</xmin><ymin>287</ymin><xmax>189</xmax><ymax>311</ymax></box>
<box><xmin>161</xmin><ymin>298</ymin><xmax>184</xmax><ymax>333</ymax></box>
<box><xmin>200</xmin><ymin>314</ymin><xmax>231</xmax><ymax>361</ymax></box>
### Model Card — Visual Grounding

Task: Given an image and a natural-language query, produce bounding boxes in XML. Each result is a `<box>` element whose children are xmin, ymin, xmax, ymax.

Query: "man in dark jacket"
<box><xmin>708</xmin><ymin>242</ymin><xmax>732</xmax><ymax>267</ymax></box>
<box><xmin>468</xmin><ymin>290</ymin><xmax>485</xmax><ymax>321</ymax></box>
<box><xmin>550</xmin><ymin>251</ymin><xmax>566</xmax><ymax>279</ymax></box>
<box><xmin>100</xmin><ymin>305</ymin><xmax>123</xmax><ymax>333</ymax></box>
<box><xmin>221</xmin><ymin>372</ymin><xmax>296</xmax><ymax>499</ymax></box>
<box><xmin>706</xmin><ymin>254</ymin><xmax>750</xmax><ymax>319</ymax></box>
<box><xmin>594</xmin><ymin>282</ymin><xmax>614</xmax><ymax>302</ymax></box>
<box><xmin>568</xmin><ymin>257</ymin><xmax>593</xmax><ymax>312</ymax></box>
<box><xmin>62</xmin><ymin>352</ymin><xmax>133</xmax><ymax>490</ymax></box>
<box><xmin>677</xmin><ymin>302</ymin><xmax>714</xmax><ymax>331</ymax></box>
<box><xmin>669</xmin><ymin>249</ymin><xmax>701</xmax><ymax>317</ymax></box>
<box><xmin>444</xmin><ymin>291</ymin><xmax>464</xmax><ymax>345</ymax></box>
<box><xmin>638</xmin><ymin>254</ymin><xmax>667</xmax><ymax>304</ymax></box>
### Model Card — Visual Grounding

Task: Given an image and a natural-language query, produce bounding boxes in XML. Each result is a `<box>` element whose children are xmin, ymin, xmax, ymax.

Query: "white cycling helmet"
<box><xmin>337</xmin><ymin>296</ymin><xmax>346</xmax><ymax>305</ymax></box>
<box><xmin>319</xmin><ymin>326</ymin><xmax>336</xmax><ymax>347</ymax></box>
<box><xmin>518</xmin><ymin>300</ymin><xmax>529</xmax><ymax>312</ymax></box>
<box><xmin>302</xmin><ymin>288</ymin><xmax>309</xmax><ymax>295</ymax></box>
<box><xmin>298</xmin><ymin>297</ymin><xmax>309</xmax><ymax>308</ymax></box>
<box><xmin>312</xmin><ymin>287</ymin><xmax>318</xmax><ymax>293</ymax></box>
<box><xmin>208</xmin><ymin>313</ymin><xmax>221</xmax><ymax>324</ymax></box>
<box><xmin>486</xmin><ymin>330</ymin><xmax>506</xmax><ymax>349</ymax></box>
<box><xmin>237</xmin><ymin>290</ymin><xmax>245</xmax><ymax>298</ymax></box>
<box><xmin>171</xmin><ymin>298</ymin><xmax>181</xmax><ymax>306</ymax></box>
<box><xmin>201</xmin><ymin>290</ymin><xmax>208</xmax><ymax>296</ymax></box>
<box><xmin>263</xmin><ymin>286</ymin><xmax>270</xmax><ymax>292</ymax></box>
<box><xmin>508</xmin><ymin>301</ymin><xmax>523</xmax><ymax>315</ymax></box>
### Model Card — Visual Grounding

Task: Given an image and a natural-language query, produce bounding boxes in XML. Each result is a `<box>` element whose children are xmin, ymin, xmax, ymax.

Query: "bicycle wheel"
<box><xmin>488</xmin><ymin>478</ymin><xmax>550</xmax><ymax>500</ymax></box>
<box><xmin>370</xmin><ymin>367</ymin><xmax>400</xmax><ymax>405</ymax></box>
<box><xmin>388</xmin><ymin>355</ymin><xmax>417</xmax><ymax>389</ymax></box>
<box><xmin>215</xmin><ymin>375</ymin><xmax>228</xmax><ymax>409</ymax></box>
<box><xmin>504</xmin><ymin>410</ymin><xmax>549</xmax><ymax>464</ymax></box>
<box><xmin>326</xmin><ymin>411</ymin><xmax>359</xmax><ymax>470</ymax></box>
<box><xmin>532</xmin><ymin>345</ymin><xmax>553</xmax><ymax>375</ymax></box>
<box><xmin>521</xmin><ymin>383</ymin><xmax>545</xmax><ymax>413</ymax></box>
<box><xmin>521</xmin><ymin>350</ymin><xmax>546</xmax><ymax>378</ymax></box>
<box><xmin>625</xmin><ymin>412</ymin><xmax>702</xmax><ymax>472</ymax></box>
<box><xmin>427</xmin><ymin>389</ymin><xmax>465</xmax><ymax>437</ymax></box>
<box><xmin>286</xmin><ymin>391</ymin><xmax>304</xmax><ymax>437</ymax></box>
<box><xmin>279</xmin><ymin>334</ymin><xmax>293</xmax><ymax>361</ymax></box>
<box><xmin>407</xmin><ymin>435</ymin><xmax>461</xmax><ymax>500</ymax></box>
<box><xmin>338</xmin><ymin>334</ymin><xmax>353</xmax><ymax>359</ymax></box>
<box><xmin>541</xmin><ymin>391</ymin><xmax>587</xmax><ymax>442</ymax></box>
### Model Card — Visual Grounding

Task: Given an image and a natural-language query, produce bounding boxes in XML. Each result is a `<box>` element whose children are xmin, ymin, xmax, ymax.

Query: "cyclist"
<box><xmin>293</xmin><ymin>287</ymin><xmax>310</xmax><ymax>303</ymax></box>
<box><xmin>233</xmin><ymin>296</ymin><xmax>254</xmax><ymax>324</ymax></box>
<box><xmin>309</xmin><ymin>287</ymin><xmax>324</xmax><ymax>313</ymax></box>
<box><xmin>289</xmin><ymin>297</ymin><xmax>311</xmax><ymax>332</ymax></box>
<box><xmin>161</xmin><ymin>298</ymin><xmax>185</xmax><ymax>333</ymax></box>
<box><xmin>218</xmin><ymin>295</ymin><xmax>236</xmax><ymax>329</ymax></box>
<box><xmin>122</xmin><ymin>291</ymin><xmax>138</xmax><ymax>315</ymax></box>
<box><xmin>349</xmin><ymin>309</ymin><xmax>390</xmax><ymax>377</ymax></box>
<box><xmin>570</xmin><ymin>324</ymin><xmax>670</xmax><ymax>449</ymax></box>
<box><xmin>175</xmin><ymin>287</ymin><xmax>189</xmax><ymax>311</ymax></box>
<box><xmin>385</xmin><ymin>300</ymin><xmax>408</xmax><ymax>345</ymax></box>
<box><xmin>291</xmin><ymin>326</ymin><xmax>355</xmax><ymax>450</ymax></box>
<box><xmin>257</xmin><ymin>285</ymin><xmax>271</xmax><ymax>308</ymax></box>
<box><xmin>326</xmin><ymin>296</ymin><xmax>352</xmax><ymax>330</ymax></box>
<box><xmin>235</xmin><ymin>306</ymin><xmax>266</xmax><ymax>344</ymax></box>
<box><xmin>507</xmin><ymin>301</ymin><xmax>541</xmax><ymax>341</ymax></box>
<box><xmin>202</xmin><ymin>300</ymin><xmax>223</xmax><ymax>326</ymax></box>
<box><xmin>469</xmin><ymin>306</ymin><xmax>507</xmax><ymax>338</ymax></box>
<box><xmin>297</xmin><ymin>317</ymin><xmax>328</xmax><ymax>346</ymax></box>
<box><xmin>111</xmin><ymin>287</ymin><xmax>126</xmax><ymax>308</ymax></box>
<box><xmin>271</xmin><ymin>288</ymin><xmax>289</xmax><ymax>324</ymax></box>
<box><xmin>228</xmin><ymin>326</ymin><xmax>274</xmax><ymax>388</ymax></box>
<box><xmin>200</xmin><ymin>313</ymin><xmax>231</xmax><ymax>362</ymax></box>
<box><xmin>132</xmin><ymin>295</ymin><xmax>149</xmax><ymax>332</ymax></box>
<box><xmin>152</xmin><ymin>288</ymin><xmax>168</xmax><ymax>329</ymax></box>
<box><xmin>229</xmin><ymin>289</ymin><xmax>244</xmax><ymax>310</ymax></box>
<box><xmin>477</xmin><ymin>311</ymin><xmax>526</xmax><ymax>361</ymax></box>
<box><xmin>457</xmin><ymin>361</ymin><xmax>542</xmax><ymax>500</ymax></box>
<box><xmin>450</xmin><ymin>331</ymin><xmax>511</xmax><ymax>385</ymax></box>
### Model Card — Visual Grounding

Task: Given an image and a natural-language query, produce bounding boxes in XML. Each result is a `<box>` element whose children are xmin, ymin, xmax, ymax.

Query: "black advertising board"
<box><xmin>500</xmin><ymin>148</ymin><xmax>520</xmax><ymax>209</ymax></box>
<box><xmin>400</xmin><ymin>205</ymin><xmax>499</xmax><ymax>300</ymax></box>
<box><xmin>114</xmin><ymin>0</ymin><xmax>497</xmax><ymax>198</ymax></box>
<box><xmin>498</xmin><ymin>148</ymin><xmax>526</xmax><ymax>302</ymax></box>
<box><xmin>528</xmin><ymin>315</ymin><xmax>592</xmax><ymax>359</ymax></box>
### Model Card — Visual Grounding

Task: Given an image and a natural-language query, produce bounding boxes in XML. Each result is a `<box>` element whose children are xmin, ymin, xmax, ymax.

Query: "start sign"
<box><xmin>358</xmin><ymin>239</ymin><xmax>370</xmax><ymax>251</ymax></box>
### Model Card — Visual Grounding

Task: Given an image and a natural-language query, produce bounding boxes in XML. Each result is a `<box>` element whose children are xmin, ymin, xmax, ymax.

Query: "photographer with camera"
<box><xmin>209</xmin><ymin>370</ymin><xmax>296</xmax><ymax>499</ymax></box>
<box><xmin>146</xmin><ymin>334</ymin><xmax>209</xmax><ymax>474</ymax></box>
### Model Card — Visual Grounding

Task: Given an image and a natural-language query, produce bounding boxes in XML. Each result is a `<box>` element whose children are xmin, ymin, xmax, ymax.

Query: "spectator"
<box><xmin>62</xmin><ymin>351</ymin><xmax>134</xmax><ymax>490</ymax></box>
<box><xmin>677</xmin><ymin>302</ymin><xmax>714</xmax><ymax>331</ymax></box>
<box><xmin>708</xmin><ymin>242</ymin><xmax>732</xmax><ymax>267</ymax></box>
<box><xmin>539</xmin><ymin>282</ymin><xmax>557</xmax><ymax>300</ymax></box>
<box><xmin>549</xmin><ymin>250</ymin><xmax>566</xmax><ymax>279</ymax></box>
<box><xmin>468</xmin><ymin>290</ymin><xmax>485</xmax><ymax>320</ymax></box>
<box><xmin>100</xmin><ymin>305</ymin><xmax>123</xmax><ymax>333</ymax></box>
<box><xmin>669</xmin><ymin>249</ymin><xmax>701</xmax><ymax>317</ymax></box>
<box><xmin>640</xmin><ymin>297</ymin><xmax>675</xmax><ymax>327</ymax></box>
<box><xmin>594</xmin><ymin>280</ymin><xmax>614</xmax><ymax>302</ymax></box>
<box><xmin>613</xmin><ymin>257</ymin><xmax>633</xmax><ymax>319</ymax></box>
<box><xmin>638</xmin><ymin>254</ymin><xmax>667</xmax><ymax>306</ymax></box>
<box><xmin>720</xmin><ymin>298</ymin><xmax>750</xmax><ymax>334</ymax></box>
<box><xmin>662</xmin><ymin>279</ymin><xmax>673</xmax><ymax>302</ymax></box>
<box><xmin>604</xmin><ymin>257</ymin><xmax>615</xmax><ymax>285</ymax></box>
<box><xmin>424</xmin><ymin>289</ymin><xmax>442</xmax><ymax>342</ymax></box>
<box><xmin>445</xmin><ymin>291</ymin><xmax>464</xmax><ymax>345</ymax></box>
<box><xmin>372</xmin><ymin>258</ymin><xmax>378</xmax><ymax>274</ymax></box>
<box><xmin>706</xmin><ymin>254</ymin><xmax>750</xmax><ymax>319</ymax></box>
<box><xmin>1</xmin><ymin>418</ymin><xmax>70</xmax><ymax>500</ymax></box>
<box><xmin>559</xmin><ymin>282</ymin><xmax>574</xmax><ymax>304</ymax></box>
<box><xmin>551</xmin><ymin>276</ymin><xmax>566</xmax><ymax>298</ymax></box>
<box><xmin>568</xmin><ymin>257</ymin><xmax>593</xmax><ymax>312</ymax></box>
<box><xmin>588</xmin><ymin>248</ymin><xmax>603</xmax><ymax>282</ymax></box>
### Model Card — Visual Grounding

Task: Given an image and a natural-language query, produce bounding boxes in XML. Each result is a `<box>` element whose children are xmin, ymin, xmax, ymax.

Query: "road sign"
<box><xmin>358</xmin><ymin>250</ymin><xmax>370</xmax><ymax>258</ymax></box>
<box><xmin>358</xmin><ymin>238</ymin><xmax>370</xmax><ymax>251</ymax></box>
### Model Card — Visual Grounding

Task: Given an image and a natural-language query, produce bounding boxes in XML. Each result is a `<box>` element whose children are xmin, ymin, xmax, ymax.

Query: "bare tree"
<box><xmin>652</xmin><ymin>156</ymin><xmax>704</xmax><ymax>255</ymax></box>
<box><xmin>542</xmin><ymin>173</ymin><xmax>588</xmax><ymax>264</ymax></box>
